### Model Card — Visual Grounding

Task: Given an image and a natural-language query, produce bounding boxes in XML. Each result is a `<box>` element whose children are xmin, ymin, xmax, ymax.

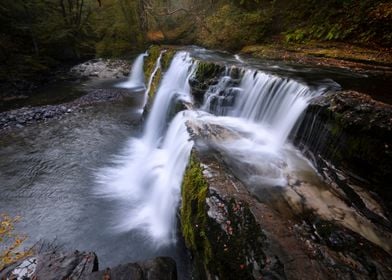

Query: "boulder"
<box><xmin>0</xmin><ymin>253</ymin><xmax>177</xmax><ymax>280</ymax></box>
<box><xmin>0</xmin><ymin>251</ymin><xmax>98</xmax><ymax>280</ymax></box>
<box><xmin>88</xmin><ymin>257</ymin><xmax>177</xmax><ymax>280</ymax></box>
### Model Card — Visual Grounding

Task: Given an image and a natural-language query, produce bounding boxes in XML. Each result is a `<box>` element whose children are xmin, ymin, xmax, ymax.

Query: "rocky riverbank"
<box><xmin>0</xmin><ymin>57</ymin><xmax>138</xmax><ymax>132</ymax></box>
<box><xmin>1</xmin><ymin>58</ymin><xmax>132</xmax><ymax>113</ymax></box>
<box><xmin>69</xmin><ymin>58</ymin><xmax>131</xmax><ymax>79</ymax></box>
<box><xmin>0</xmin><ymin>88</ymin><xmax>136</xmax><ymax>132</ymax></box>
<box><xmin>0</xmin><ymin>250</ymin><xmax>177</xmax><ymax>280</ymax></box>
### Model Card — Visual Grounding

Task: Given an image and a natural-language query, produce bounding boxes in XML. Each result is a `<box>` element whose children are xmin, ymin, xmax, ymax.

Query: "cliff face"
<box><xmin>293</xmin><ymin>91</ymin><xmax>392</xmax><ymax>217</ymax></box>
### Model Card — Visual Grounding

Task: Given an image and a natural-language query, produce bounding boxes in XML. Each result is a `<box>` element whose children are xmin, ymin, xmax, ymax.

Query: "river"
<box><xmin>0</xmin><ymin>47</ymin><xmax>390</xmax><ymax>278</ymax></box>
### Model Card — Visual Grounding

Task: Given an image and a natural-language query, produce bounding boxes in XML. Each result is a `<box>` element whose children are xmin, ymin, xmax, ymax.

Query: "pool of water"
<box><xmin>0</xmin><ymin>87</ymin><xmax>190</xmax><ymax>277</ymax></box>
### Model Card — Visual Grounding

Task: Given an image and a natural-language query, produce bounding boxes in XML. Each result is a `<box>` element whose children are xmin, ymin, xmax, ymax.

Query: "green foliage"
<box><xmin>283</xmin><ymin>0</ymin><xmax>391</xmax><ymax>46</ymax></box>
<box><xmin>195</xmin><ymin>61</ymin><xmax>224</xmax><ymax>82</ymax></box>
<box><xmin>1</xmin><ymin>0</ymin><xmax>390</xmax><ymax>90</ymax></box>
<box><xmin>0</xmin><ymin>0</ymin><xmax>101</xmax><ymax>88</ymax></box>
<box><xmin>92</xmin><ymin>0</ymin><xmax>145</xmax><ymax>57</ymax></box>
<box><xmin>199</xmin><ymin>4</ymin><xmax>273</xmax><ymax>50</ymax></box>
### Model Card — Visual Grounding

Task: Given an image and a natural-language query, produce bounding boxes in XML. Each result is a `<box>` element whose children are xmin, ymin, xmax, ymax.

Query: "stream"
<box><xmin>0</xmin><ymin>47</ymin><xmax>390</xmax><ymax>278</ymax></box>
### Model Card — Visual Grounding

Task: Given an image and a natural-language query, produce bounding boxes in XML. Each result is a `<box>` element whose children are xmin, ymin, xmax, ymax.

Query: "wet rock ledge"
<box><xmin>294</xmin><ymin>90</ymin><xmax>392</xmax><ymax>219</ymax></box>
<box><xmin>0</xmin><ymin>250</ymin><xmax>176</xmax><ymax>280</ymax></box>
<box><xmin>180</xmin><ymin>146</ymin><xmax>392</xmax><ymax>280</ymax></box>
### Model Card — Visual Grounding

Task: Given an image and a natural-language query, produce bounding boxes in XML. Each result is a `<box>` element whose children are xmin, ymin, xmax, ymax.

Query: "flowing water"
<box><xmin>0</xmin><ymin>47</ymin><xmax>390</xmax><ymax>277</ymax></box>
<box><xmin>97</xmin><ymin>52</ymin><xmax>196</xmax><ymax>244</ymax></box>
<box><xmin>116</xmin><ymin>53</ymin><xmax>147</xmax><ymax>90</ymax></box>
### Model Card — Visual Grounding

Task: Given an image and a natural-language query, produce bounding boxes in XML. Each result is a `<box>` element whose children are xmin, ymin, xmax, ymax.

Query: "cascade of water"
<box><xmin>143</xmin><ymin>52</ymin><xmax>196</xmax><ymax>147</ymax></box>
<box><xmin>195</xmin><ymin>65</ymin><xmax>329</xmax><ymax>191</ymax></box>
<box><xmin>97</xmin><ymin>51</ymin><xmax>196</xmax><ymax>245</ymax></box>
<box><xmin>116</xmin><ymin>53</ymin><xmax>147</xmax><ymax>89</ymax></box>
<box><xmin>201</xmin><ymin>76</ymin><xmax>235</xmax><ymax>114</ymax></box>
<box><xmin>202</xmin><ymin>68</ymin><xmax>326</xmax><ymax>147</ymax></box>
<box><xmin>232</xmin><ymin>70</ymin><xmax>326</xmax><ymax>145</ymax></box>
<box><xmin>145</xmin><ymin>50</ymin><xmax>165</xmax><ymax>100</ymax></box>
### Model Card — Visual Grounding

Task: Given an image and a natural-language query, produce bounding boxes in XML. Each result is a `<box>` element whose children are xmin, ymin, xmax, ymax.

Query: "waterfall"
<box><xmin>196</xmin><ymin>66</ymin><xmax>329</xmax><ymax>190</ymax></box>
<box><xmin>116</xmin><ymin>53</ymin><xmax>147</xmax><ymax>89</ymax></box>
<box><xmin>201</xmin><ymin>76</ymin><xmax>235</xmax><ymax>115</ymax></box>
<box><xmin>99</xmin><ymin>51</ymin><xmax>328</xmax><ymax>245</ymax></box>
<box><xmin>143</xmin><ymin>52</ymin><xmax>196</xmax><ymax>147</ymax></box>
<box><xmin>97</xmin><ymin>52</ymin><xmax>196</xmax><ymax>245</ymax></box>
<box><xmin>203</xmin><ymin>69</ymin><xmax>327</xmax><ymax>147</ymax></box>
<box><xmin>145</xmin><ymin>50</ymin><xmax>165</xmax><ymax>99</ymax></box>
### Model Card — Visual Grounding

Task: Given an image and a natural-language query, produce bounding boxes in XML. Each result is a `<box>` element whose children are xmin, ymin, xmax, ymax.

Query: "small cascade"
<box><xmin>144</xmin><ymin>52</ymin><xmax>196</xmax><ymax>147</ymax></box>
<box><xmin>201</xmin><ymin>67</ymin><xmax>244</xmax><ymax>116</ymax></box>
<box><xmin>201</xmin><ymin>76</ymin><xmax>236</xmax><ymax>115</ymax></box>
<box><xmin>97</xmin><ymin>52</ymin><xmax>196</xmax><ymax>245</ymax></box>
<box><xmin>116</xmin><ymin>53</ymin><xmax>147</xmax><ymax>89</ymax></box>
<box><xmin>145</xmin><ymin>50</ymin><xmax>165</xmax><ymax>99</ymax></box>
<box><xmin>203</xmin><ymin>69</ymin><xmax>327</xmax><ymax>147</ymax></box>
<box><xmin>197</xmin><ymin>66</ymin><xmax>329</xmax><ymax>190</ymax></box>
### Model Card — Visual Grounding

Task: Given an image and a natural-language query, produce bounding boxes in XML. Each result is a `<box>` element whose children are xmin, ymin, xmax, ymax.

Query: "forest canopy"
<box><xmin>0</xmin><ymin>0</ymin><xmax>391</xmax><ymax>90</ymax></box>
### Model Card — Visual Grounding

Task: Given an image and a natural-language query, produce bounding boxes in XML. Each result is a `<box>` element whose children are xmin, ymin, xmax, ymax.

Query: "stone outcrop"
<box><xmin>188</xmin><ymin>61</ymin><xmax>227</xmax><ymax>105</ymax></box>
<box><xmin>0</xmin><ymin>251</ymin><xmax>177</xmax><ymax>280</ymax></box>
<box><xmin>293</xmin><ymin>90</ymin><xmax>392</xmax><ymax>219</ymax></box>
<box><xmin>186</xmin><ymin>53</ymin><xmax>392</xmax><ymax>234</ymax></box>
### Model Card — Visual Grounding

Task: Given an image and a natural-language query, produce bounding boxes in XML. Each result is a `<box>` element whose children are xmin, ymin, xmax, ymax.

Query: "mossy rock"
<box><xmin>194</xmin><ymin>61</ymin><xmax>225</xmax><ymax>83</ymax></box>
<box><xmin>180</xmin><ymin>152</ymin><xmax>275</xmax><ymax>279</ymax></box>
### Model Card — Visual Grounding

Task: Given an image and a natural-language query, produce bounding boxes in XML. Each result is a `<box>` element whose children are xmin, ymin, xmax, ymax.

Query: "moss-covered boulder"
<box><xmin>189</xmin><ymin>61</ymin><xmax>227</xmax><ymax>105</ymax></box>
<box><xmin>181</xmin><ymin>151</ymin><xmax>284</xmax><ymax>280</ymax></box>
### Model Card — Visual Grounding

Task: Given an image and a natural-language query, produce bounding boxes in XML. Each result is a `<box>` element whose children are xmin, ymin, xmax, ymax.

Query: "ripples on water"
<box><xmin>0</xmin><ymin>98</ymin><xmax>189</xmax><ymax>273</ymax></box>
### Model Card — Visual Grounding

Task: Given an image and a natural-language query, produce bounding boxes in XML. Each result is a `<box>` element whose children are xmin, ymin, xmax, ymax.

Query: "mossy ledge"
<box><xmin>180</xmin><ymin>151</ymin><xmax>282</xmax><ymax>280</ymax></box>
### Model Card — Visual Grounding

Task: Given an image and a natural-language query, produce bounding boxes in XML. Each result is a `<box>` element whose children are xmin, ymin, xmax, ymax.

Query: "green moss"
<box><xmin>180</xmin><ymin>152</ymin><xmax>272</xmax><ymax>279</ymax></box>
<box><xmin>161</xmin><ymin>50</ymin><xmax>175</xmax><ymax>71</ymax></box>
<box><xmin>194</xmin><ymin>61</ymin><xmax>224</xmax><ymax>82</ymax></box>
<box><xmin>144</xmin><ymin>45</ymin><xmax>162</xmax><ymax>80</ymax></box>
<box><xmin>181</xmin><ymin>152</ymin><xmax>210</xmax><ymax>253</ymax></box>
